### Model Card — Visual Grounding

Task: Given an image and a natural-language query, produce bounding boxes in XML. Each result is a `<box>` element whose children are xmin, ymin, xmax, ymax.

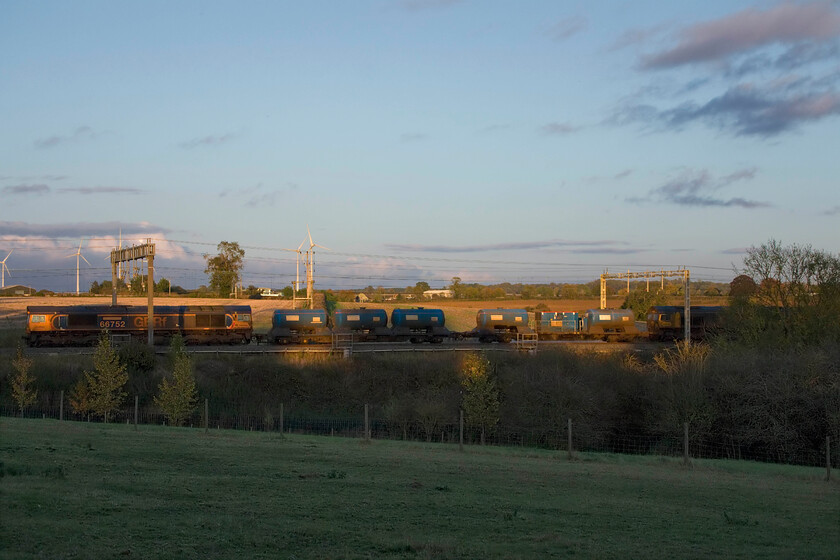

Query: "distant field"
<box><xmin>1</xmin><ymin>418</ymin><xmax>836</xmax><ymax>559</ymax></box>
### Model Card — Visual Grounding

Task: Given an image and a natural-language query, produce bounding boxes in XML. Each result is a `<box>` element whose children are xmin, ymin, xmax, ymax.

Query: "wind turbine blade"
<box><xmin>78</xmin><ymin>240</ymin><xmax>83</xmax><ymax>251</ymax></box>
<box><xmin>3</xmin><ymin>250</ymin><xmax>12</xmax><ymax>261</ymax></box>
<box><xmin>307</xmin><ymin>226</ymin><xmax>313</xmax><ymax>247</ymax></box>
<box><xmin>314</xmin><ymin>243</ymin><xmax>330</xmax><ymax>251</ymax></box>
<box><xmin>81</xmin><ymin>254</ymin><xmax>91</xmax><ymax>266</ymax></box>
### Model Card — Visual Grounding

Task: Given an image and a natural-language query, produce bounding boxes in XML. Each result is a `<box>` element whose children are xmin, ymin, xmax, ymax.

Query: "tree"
<box><xmin>155</xmin><ymin>337</ymin><xmax>199</xmax><ymax>426</ymax></box>
<box><xmin>204</xmin><ymin>241</ymin><xmax>245</xmax><ymax>297</ymax></box>
<box><xmin>449</xmin><ymin>277</ymin><xmax>463</xmax><ymax>299</ymax></box>
<box><xmin>621</xmin><ymin>288</ymin><xmax>668</xmax><ymax>319</ymax></box>
<box><xmin>735</xmin><ymin>239</ymin><xmax>840</xmax><ymax>345</ymax></box>
<box><xmin>729</xmin><ymin>274</ymin><xmax>757</xmax><ymax>299</ymax></box>
<box><xmin>155</xmin><ymin>278</ymin><xmax>171</xmax><ymax>293</ymax></box>
<box><xmin>460</xmin><ymin>352</ymin><xmax>500</xmax><ymax>445</ymax></box>
<box><xmin>413</xmin><ymin>281</ymin><xmax>430</xmax><ymax>299</ymax></box>
<box><xmin>68</xmin><ymin>376</ymin><xmax>93</xmax><ymax>419</ymax></box>
<box><xmin>11</xmin><ymin>344</ymin><xmax>37</xmax><ymax>417</ymax></box>
<box><xmin>84</xmin><ymin>335</ymin><xmax>129</xmax><ymax>421</ymax></box>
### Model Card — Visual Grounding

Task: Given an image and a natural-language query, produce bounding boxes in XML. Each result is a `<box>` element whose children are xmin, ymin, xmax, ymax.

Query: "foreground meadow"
<box><xmin>1</xmin><ymin>418</ymin><xmax>837</xmax><ymax>559</ymax></box>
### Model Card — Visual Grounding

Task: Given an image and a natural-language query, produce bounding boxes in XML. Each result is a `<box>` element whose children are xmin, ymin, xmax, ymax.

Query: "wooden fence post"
<box><xmin>567</xmin><ymin>418</ymin><xmax>573</xmax><ymax>460</ymax></box>
<box><xmin>459</xmin><ymin>410</ymin><xmax>464</xmax><ymax>452</ymax></box>
<box><xmin>364</xmin><ymin>404</ymin><xmax>370</xmax><ymax>441</ymax></box>
<box><xmin>204</xmin><ymin>399</ymin><xmax>209</xmax><ymax>434</ymax></box>
<box><xmin>134</xmin><ymin>395</ymin><xmax>138</xmax><ymax>431</ymax></box>
<box><xmin>827</xmin><ymin>436</ymin><xmax>831</xmax><ymax>482</ymax></box>
<box><xmin>59</xmin><ymin>390</ymin><xmax>64</xmax><ymax>421</ymax></box>
<box><xmin>684</xmin><ymin>422</ymin><xmax>690</xmax><ymax>465</ymax></box>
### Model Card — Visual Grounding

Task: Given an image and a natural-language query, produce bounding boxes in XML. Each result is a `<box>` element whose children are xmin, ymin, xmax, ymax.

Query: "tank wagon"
<box><xmin>646</xmin><ymin>305</ymin><xmax>724</xmax><ymax>341</ymax></box>
<box><xmin>472</xmin><ymin>308</ymin><xmax>533</xmax><ymax>343</ymax></box>
<box><xmin>391</xmin><ymin>307</ymin><xmax>450</xmax><ymax>343</ymax></box>
<box><xmin>333</xmin><ymin>308</ymin><xmax>391</xmax><ymax>341</ymax></box>
<box><xmin>535</xmin><ymin>309</ymin><xmax>639</xmax><ymax>341</ymax></box>
<box><xmin>25</xmin><ymin>305</ymin><xmax>253</xmax><ymax>346</ymax></box>
<box><xmin>268</xmin><ymin>309</ymin><xmax>330</xmax><ymax>344</ymax></box>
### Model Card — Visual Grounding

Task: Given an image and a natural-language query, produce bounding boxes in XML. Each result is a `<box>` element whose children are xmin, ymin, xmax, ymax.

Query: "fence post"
<box><xmin>567</xmin><ymin>418</ymin><xmax>573</xmax><ymax>460</ymax></box>
<box><xmin>280</xmin><ymin>403</ymin><xmax>284</xmax><ymax>436</ymax></box>
<box><xmin>827</xmin><ymin>436</ymin><xmax>831</xmax><ymax>482</ymax></box>
<box><xmin>364</xmin><ymin>404</ymin><xmax>370</xmax><ymax>441</ymax></box>
<box><xmin>459</xmin><ymin>410</ymin><xmax>464</xmax><ymax>452</ymax></box>
<box><xmin>204</xmin><ymin>399</ymin><xmax>209</xmax><ymax>434</ymax></box>
<box><xmin>59</xmin><ymin>390</ymin><xmax>64</xmax><ymax>421</ymax></box>
<box><xmin>134</xmin><ymin>395</ymin><xmax>138</xmax><ymax>431</ymax></box>
<box><xmin>684</xmin><ymin>422</ymin><xmax>690</xmax><ymax>465</ymax></box>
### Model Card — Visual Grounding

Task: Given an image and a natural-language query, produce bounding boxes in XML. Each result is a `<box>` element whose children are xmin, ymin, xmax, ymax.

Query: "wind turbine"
<box><xmin>0</xmin><ymin>250</ymin><xmax>12</xmax><ymax>290</ymax></box>
<box><xmin>66</xmin><ymin>240</ymin><xmax>91</xmax><ymax>295</ymax></box>
<box><xmin>304</xmin><ymin>226</ymin><xmax>330</xmax><ymax>308</ymax></box>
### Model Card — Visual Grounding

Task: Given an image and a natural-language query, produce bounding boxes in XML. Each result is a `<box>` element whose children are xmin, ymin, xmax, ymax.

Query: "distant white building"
<box><xmin>355</xmin><ymin>293</ymin><xmax>370</xmax><ymax>303</ymax></box>
<box><xmin>423</xmin><ymin>289</ymin><xmax>454</xmax><ymax>299</ymax></box>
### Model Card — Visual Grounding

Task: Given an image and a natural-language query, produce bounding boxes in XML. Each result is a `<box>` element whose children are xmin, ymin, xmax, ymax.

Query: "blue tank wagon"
<box><xmin>473</xmin><ymin>308</ymin><xmax>533</xmax><ymax>343</ymax></box>
<box><xmin>267</xmin><ymin>309</ymin><xmax>331</xmax><ymax>344</ymax></box>
<box><xmin>390</xmin><ymin>307</ymin><xmax>450</xmax><ymax>343</ymax></box>
<box><xmin>582</xmin><ymin>309</ymin><xmax>639</xmax><ymax>341</ymax></box>
<box><xmin>333</xmin><ymin>308</ymin><xmax>391</xmax><ymax>341</ymax></box>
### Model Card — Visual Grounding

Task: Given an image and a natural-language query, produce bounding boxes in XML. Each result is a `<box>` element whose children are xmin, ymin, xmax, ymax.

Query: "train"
<box><xmin>25</xmin><ymin>303</ymin><xmax>731</xmax><ymax>347</ymax></box>
<box><xmin>24</xmin><ymin>304</ymin><xmax>655</xmax><ymax>347</ymax></box>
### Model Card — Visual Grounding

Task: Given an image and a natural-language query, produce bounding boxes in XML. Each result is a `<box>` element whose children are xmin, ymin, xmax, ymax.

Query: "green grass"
<box><xmin>1</xmin><ymin>418</ymin><xmax>837</xmax><ymax>559</ymax></box>
<box><xmin>0</xmin><ymin>328</ymin><xmax>24</xmax><ymax>349</ymax></box>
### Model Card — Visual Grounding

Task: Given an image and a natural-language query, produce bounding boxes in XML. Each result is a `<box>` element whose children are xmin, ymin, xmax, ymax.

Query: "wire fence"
<box><xmin>4</xmin><ymin>400</ymin><xmax>835</xmax><ymax>476</ymax></box>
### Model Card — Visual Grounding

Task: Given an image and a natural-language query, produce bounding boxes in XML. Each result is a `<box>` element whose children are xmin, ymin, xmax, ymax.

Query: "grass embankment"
<box><xmin>2</xmin><ymin>418</ymin><xmax>837</xmax><ymax>559</ymax></box>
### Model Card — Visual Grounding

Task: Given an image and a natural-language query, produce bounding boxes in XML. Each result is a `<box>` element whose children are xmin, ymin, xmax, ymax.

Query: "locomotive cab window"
<box><xmin>30</xmin><ymin>315</ymin><xmax>46</xmax><ymax>323</ymax></box>
<box><xmin>238</xmin><ymin>314</ymin><xmax>251</xmax><ymax>322</ymax></box>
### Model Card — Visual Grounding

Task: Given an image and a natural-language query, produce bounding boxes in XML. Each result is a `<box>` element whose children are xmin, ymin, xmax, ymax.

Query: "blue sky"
<box><xmin>2</xmin><ymin>0</ymin><xmax>839</xmax><ymax>292</ymax></box>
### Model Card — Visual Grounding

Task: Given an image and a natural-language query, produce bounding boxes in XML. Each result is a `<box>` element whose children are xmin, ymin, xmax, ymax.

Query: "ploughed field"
<box><xmin>2</xmin><ymin>418</ymin><xmax>837</xmax><ymax>559</ymax></box>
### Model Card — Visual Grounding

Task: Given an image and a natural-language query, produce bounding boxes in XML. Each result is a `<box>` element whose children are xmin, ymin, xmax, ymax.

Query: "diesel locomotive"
<box><xmin>24</xmin><ymin>305</ymin><xmax>253</xmax><ymax>346</ymax></box>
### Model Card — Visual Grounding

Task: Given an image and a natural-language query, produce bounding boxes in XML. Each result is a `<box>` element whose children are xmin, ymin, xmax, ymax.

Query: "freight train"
<box><xmin>24</xmin><ymin>304</ymin><xmax>651</xmax><ymax>347</ymax></box>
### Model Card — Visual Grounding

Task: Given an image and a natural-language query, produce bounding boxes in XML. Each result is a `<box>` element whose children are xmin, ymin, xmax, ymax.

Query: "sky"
<box><xmin>1</xmin><ymin>0</ymin><xmax>839</xmax><ymax>292</ymax></box>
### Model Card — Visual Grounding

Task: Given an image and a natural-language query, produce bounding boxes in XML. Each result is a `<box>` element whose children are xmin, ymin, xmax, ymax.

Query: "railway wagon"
<box><xmin>333</xmin><ymin>308</ymin><xmax>390</xmax><ymax>341</ymax></box>
<box><xmin>582</xmin><ymin>309</ymin><xmax>640</xmax><ymax>341</ymax></box>
<box><xmin>390</xmin><ymin>307</ymin><xmax>450</xmax><ymax>343</ymax></box>
<box><xmin>473</xmin><ymin>308</ymin><xmax>533</xmax><ymax>343</ymax></box>
<box><xmin>24</xmin><ymin>305</ymin><xmax>253</xmax><ymax>346</ymax></box>
<box><xmin>535</xmin><ymin>309</ymin><xmax>640</xmax><ymax>341</ymax></box>
<box><xmin>646</xmin><ymin>305</ymin><xmax>724</xmax><ymax>341</ymax></box>
<box><xmin>267</xmin><ymin>309</ymin><xmax>331</xmax><ymax>344</ymax></box>
<box><xmin>534</xmin><ymin>311</ymin><xmax>583</xmax><ymax>339</ymax></box>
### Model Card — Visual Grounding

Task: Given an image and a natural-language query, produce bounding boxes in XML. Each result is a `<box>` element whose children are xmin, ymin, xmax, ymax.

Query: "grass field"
<box><xmin>2</xmin><ymin>418</ymin><xmax>837</xmax><ymax>559</ymax></box>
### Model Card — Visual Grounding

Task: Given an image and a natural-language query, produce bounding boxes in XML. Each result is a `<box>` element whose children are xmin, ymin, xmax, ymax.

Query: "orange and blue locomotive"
<box><xmin>25</xmin><ymin>305</ymin><xmax>252</xmax><ymax>346</ymax></box>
